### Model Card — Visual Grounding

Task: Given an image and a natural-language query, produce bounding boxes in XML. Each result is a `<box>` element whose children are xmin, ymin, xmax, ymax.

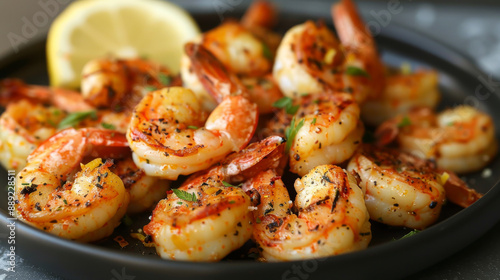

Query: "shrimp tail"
<box><xmin>184</xmin><ymin>43</ymin><xmax>247</xmax><ymax>102</ymax></box>
<box><xmin>332</xmin><ymin>0</ymin><xmax>386</xmax><ymax>97</ymax></box>
<box><xmin>222</xmin><ymin>135</ymin><xmax>285</xmax><ymax>183</ymax></box>
<box><xmin>0</xmin><ymin>78</ymin><xmax>93</xmax><ymax>112</ymax></box>
<box><xmin>375</xmin><ymin>119</ymin><xmax>399</xmax><ymax>146</ymax></box>
<box><xmin>241</xmin><ymin>0</ymin><xmax>278</xmax><ymax>30</ymax></box>
<box><xmin>441</xmin><ymin>169</ymin><xmax>483</xmax><ymax>208</ymax></box>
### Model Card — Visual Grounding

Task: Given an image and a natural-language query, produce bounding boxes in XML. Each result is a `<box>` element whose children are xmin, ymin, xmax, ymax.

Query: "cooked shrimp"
<box><xmin>265</xmin><ymin>93</ymin><xmax>363</xmax><ymax>176</ymax></box>
<box><xmin>240</xmin><ymin>74</ymin><xmax>283</xmax><ymax>114</ymax></box>
<box><xmin>0</xmin><ymin>100</ymin><xmax>66</xmax><ymax>172</ymax></box>
<box><xmin>144</xmin><ymin>136</ymin><xmax>285</xmax><ymax>261</ymax></box>
<box><xmin>332</xmin><ymin>0</ymin><xmax>385</xmax><ymax>99</ymax></box>
<box><xmin>111</xmin><ymin>156</ymin><xmax>170</xmax><ymax>213</ymax></box>
<box><xmin>243</xmin><ymin>165</ymin><xmax>371</xmax><ymax>261</ymax></box>
<box><xmin>361</xmin><ymin>70</ymin><xmax>440</xmax><ymax>126</ymax></box>
<box><xmin>347</xmin><ymin>145</ymin><xmax>446</xmax><ymax>229</ymax></box>
<box><xmin>15</xmin><ymin>128</ymin><xmax>130</xmax><ymax>242</ymax></box>
<box><xmin>0</xmin><ymin>78</ymin><xmax>93</xmax><ymax>112</ymax></box>
<box><xmin>240</xmin><ymin>0</ymin><xmax>282</xmax><ymax>54</ymax></box>
<box><xmin>81</xmin><ymin>58</ymin><xmax>181</xmax><ymax>111</ymax></box>
<box><xmin>181</xmin><ymin>5</ymin><xmax>282</xmax><ymax>113</ymax></box>
<box><xmin>376</xmin><ymin>106</ymin><xmax>498</xmax><ymax>173</ymax></box>
<box><xmin>128</xmin><ymin>44</ymin><xmax>258</xmax><ymax>180</ymax></box>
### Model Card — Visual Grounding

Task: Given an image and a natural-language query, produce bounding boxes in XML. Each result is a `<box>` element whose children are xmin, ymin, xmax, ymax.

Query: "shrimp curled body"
<box><xmin>244</xmin><ymin>165</ymin><xmax>371</xmax><ymax>261</ymax></box>
<box><xmin>15</xmin><ymin>128</ymin><xmax>130</xmax><ymax>242</ymax></box>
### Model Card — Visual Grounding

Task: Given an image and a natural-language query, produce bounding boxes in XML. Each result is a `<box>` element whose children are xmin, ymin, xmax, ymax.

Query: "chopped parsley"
<box><xmin>222</xmin><ymin>181</ymin><xmax>241</xmax><ymax>188</ymax></box>
<box><xmin>273</xmin><ymin>97</ymin><xmax>299</xmax><ymax>115</ymax></box>
<box><xmin>158</xmin><ymin>73</ymin><xmax>172</xmax><ymax>86</ymax></box>
<box><xmin>399</xmin><ymin>229</ymin><xmax>420</xmax><ymax>240</ymax></box>
<box><xmin>397</xmin><ymin>116</ymin><xmax>412</xmax><ymax>128</ymax></box>
<box><xmin>58</xmin><ymin>110</ymin><xmax>97</xmax><ymax>129</ymax></box>
<box><xmin>172</xmin><ymin>189</ymin><xmax>197</xmax><ymax>202</ymax></box>
<box><xmin>101</xmin><ymin>122</ymin><xmax>116</xmax><ymax>130</ymax></box>
<box><xmin>144</xmin><ymin>85</ymin><xmax>157</xmax><ymax>92</ymax></box>
<box><xmin>187</xmin><ymin>125</ymin><xmax>199</xmax><ymax>130</ymax></box>
<box><xmin>285</xmin><ymin>117</ymin><xmax>305</xmax><ymax>153</ymax></box>
<box><xmin>262</xmin><ymin>42</ymin><xmax>273</xmax><ymax>61</ymax></box>
<box><xmin>345</xmin><ymin>66</ymin><xmax>370</xmax><ymax>78</ymax></box>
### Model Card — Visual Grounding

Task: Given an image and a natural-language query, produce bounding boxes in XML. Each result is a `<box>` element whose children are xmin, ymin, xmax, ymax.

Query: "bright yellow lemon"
<box><xmin>47</xmin><ymin>0</ymin><xmax>200</xmax><ymax>88</ymax></box>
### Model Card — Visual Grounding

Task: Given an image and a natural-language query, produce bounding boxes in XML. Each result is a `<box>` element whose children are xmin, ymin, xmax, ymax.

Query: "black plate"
<box><xmin>1</xmin><ymin>1</ymin><xmax>500</xmax><ymax>279</ymax></box>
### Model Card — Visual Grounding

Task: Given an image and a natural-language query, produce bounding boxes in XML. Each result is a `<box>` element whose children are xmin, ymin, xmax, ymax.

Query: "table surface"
<box><xmin>0</xmin><ymin>1</ymin><xmax>499</xmax><ymax>279</ymax></box>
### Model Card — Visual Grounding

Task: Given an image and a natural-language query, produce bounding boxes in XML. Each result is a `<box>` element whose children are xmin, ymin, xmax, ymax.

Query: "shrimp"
<box><xmin>243</xmin><ymin>165</ymin><xmax>371</xmax><ymax>261</ymax></box>
<box><xmin>265</xmin><ymin>93</ymin><xmax>363</xmax><ymax>176</ymax></box>
<box><xmin>181</xmin><ymin>4</ymin><xmax>282</xmax><ymax>113</ymax></box>
<box><xmin>332</xmin><ymin>0</ymin><xmax>385</xmax><ymax>99</ymax></box>
<box><xmin>347</xmin><ymin>145</ymin><xmax>446</xmax><ymax>229</ymax></box>
<box><xmin>361</xmin><ymin>69</ymin><xmax>440</xmax><ymax>126</ymax></box>
<box><xmin>240</xmin><ymin>0</ymin><xmax>282</xmax><ymax>53</ymax></box>
<box><xmin>144</xmin><ymin>136</ymin><xmax>285</xmax><ymax>261</ymax></box>
<box><xmin>0</xmin><ymin>100</ymin><xmax>67</xmax><ymax>172</ymax></box>
<box><xmin>111</xmin><ymin>156</ymin><xmax>170</xmax><ymax>213</ymax></box>
<box><xmin>0</xmin><ymin>78</ymin><xmax>93</xmax><ymax>112</ymax></box>
<box><xmin>15</xmin><ymin>128</ymin><xmax>131</xmax><ymax>242</ymax></box>
<box><xmin>81</xmin><ymin>58</ymin><xmax>181</xmax><ymax>111</ymax></box>
<box><xmin>127</xmin><ymin>44</ymin><xmax>258</xmax><ymax>180</ymax></box>
<box><xmin>376</xmin><ymin>106</ymin><xmax>498</xmax><ymax>174</ymax></box>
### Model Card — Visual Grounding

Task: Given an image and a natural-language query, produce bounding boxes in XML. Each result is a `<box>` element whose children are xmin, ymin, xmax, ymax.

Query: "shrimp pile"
<box><xmin>2</xmin><ymin>0</ymin><xmax>497</xmax><ymax>263</ymax></box>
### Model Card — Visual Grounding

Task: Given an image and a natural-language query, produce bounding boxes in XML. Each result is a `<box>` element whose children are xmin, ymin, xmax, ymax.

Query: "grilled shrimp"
<box><xmin>0</xmin><ymin>100</ymin><xmax>66</xmax><ymax>172</ymax></box>
<box><xmin>15</xmin><ymin>128</ymin><xmax>130</xmax><ymax>242</ymax></box>
<box><xmin>347</xmin><ymin>145</ymin><xmax>446</xmax><ymax>229</ymax></box>
<box><xmin>81</xmin><ymin>58</ymin><xmax>181</xmax><ymax>111</ymax></box>
<box><xmin>376</xmin><ymin>106</ymin><xmax>498</xmax><ymax>174</ymax></box>
<box><xmin>361</xmin><ymin>70</ymin><xmax>440</xmax><ymax>126</ymax></box>
<box><xmin>111</xmin><ymin>156</ymin><xmax>170</xmax><ymax>213</ymax></box>
<box><xmin>265</xmin><ymin>93</ymin><xmax>363</xmax><ymax>176</ymax></box>
<box><xmin>127</xmin><ymin>44</ymin><xmax>258</xmax><ymax>180</ymax></box>
<box><xmin>181</xmin><ymin>3</ymin><xmax>282</xmax><ymax>113</ymax></box>
<box><xmin>144</xmin><ymin>136</ymin><xmax>285</xmax><ymax>261</ymax></box>
<box><xmin>0</xmin><ymin>78</ymin><xmax>93</xmax><ymax>112</ymax></box>
<box><xmin>332</xmin><ymin>0</ymin><xmax>385</xmax><ymax>99</ymax></box>
<box><xmin>243</xmin><ymin>165</ymin><xmax>371</xmax><ymax>261</ymax></box>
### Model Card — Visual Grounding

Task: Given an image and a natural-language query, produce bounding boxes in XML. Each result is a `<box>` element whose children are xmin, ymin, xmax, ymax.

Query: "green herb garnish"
<box><xmin>144</xmin><ymin>85</ymin><xmax>157</xmax><ymax>92</ymax></box>
<box><xmin>158</xmin><ymin>73</ymin><xmax>172</xmax><ymax>86</ymax></box>
<box><xmin>397</xmin><ymin>116</ymin><xmax>412</xmax><ymax>128</ymax></box>
<box><xmin>262</xmin><ymin>42</ymin><xmax>273</xmax><ymax>61</ymax></box>
<box><xmin>285</xmin><ymin>117</ymin><xmax>305</xmax><ymax>153</ymax></box>
<box><xmin>187</xmin><ymin>125</ymin><xmax>199</xmax><ymax>130</ymax></box>
<box><xmin>399</xmin><ymin>229</ymin><xmax>420</xmax><ymax>240</ymax></box>
<box><xmin>172</xmin><ymin>189</ymin><xmax>197</xmax><ymax>202</ymax></box>
<box><xmin>345</xmin><ymin>66</ymin><xmax>370</xmax><ymax>78</ymax></box>
<box><xmin>311</xmin><ymin>118</ymin><xmax>317</xmax><ymax>125</ymax></box>
<box><xmin>101</xmin><ymin>122</ymin><xmax>116</xmax><ymax>130</ymax></box>
<box><xmin>273</xmin><ymin>97</ymin><xmax>299</xmax><ymax>115</ymax></box>
<box><xmin>63</xmin><ymin>199</ymin><xmax>68</xmax><ymax>205</ymax></box>
<box><xmin>58</xmin><ymin>110</ymin><xmax>97</xmax><ymax>129</ymax></box>
<box><xmin>222</xmin><ymin>181</ymin><xmax>241</xmax><ymax>188</ymax></box>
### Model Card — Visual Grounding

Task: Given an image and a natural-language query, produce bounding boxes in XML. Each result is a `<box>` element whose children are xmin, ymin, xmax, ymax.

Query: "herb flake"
<box><xmin>285</xmin><ymin>117</ymin><xmax>305</xmax><ymax>153</ymax></box>
<box><xmin>101</xmin><ymin>122</ymin><xmax>116</xmax><ymax>130</ymax></box>
<box><xmin>58</xmin><ymin>110</ymin><xmax>97</xmax><ymax>129</ymax></box>
<box><xmin>172</xmin><ymin>189</ymin><xmax>197</xmax><ymax>202</ymax></box>
<box><xmin>345</xmin><ymin>66</ymin><xmax>370</xmax><ymax>78</ymax></box>
<box><xmin>158</xmin><ymin>73</ymin><xmax>172</xmax><ymax>86</ymax></box>
<box><xmin>397</xmin><ymin>116</ymin><xmax>412</xmax><ymax>128</ymax></box>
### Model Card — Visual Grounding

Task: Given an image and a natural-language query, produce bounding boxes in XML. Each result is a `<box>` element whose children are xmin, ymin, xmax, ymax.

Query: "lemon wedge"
<box><xmin>47</xmin><ymin>0</ymin><xmax>200</xmax><ymax>88</ymax></box>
